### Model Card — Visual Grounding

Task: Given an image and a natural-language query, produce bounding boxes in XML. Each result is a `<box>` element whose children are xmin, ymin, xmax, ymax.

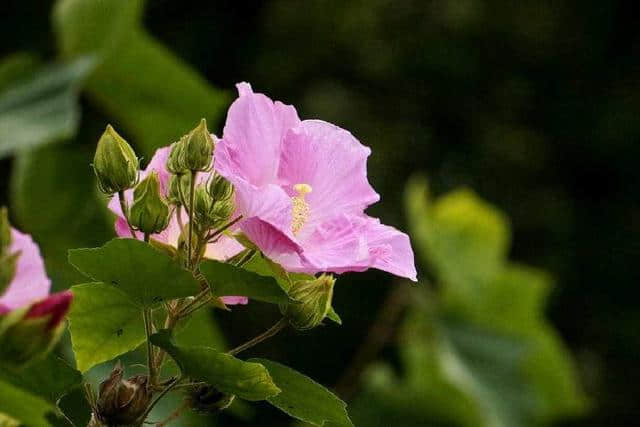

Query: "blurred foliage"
<box><xmin>349</xmin><ymin>178</ymin><xmax>587</xmax><ymax>426</ymax></box>
<box><xmin>0</xmin><ymin>0</ymin><xmax>638</xmax><ymax>425</ymax></box>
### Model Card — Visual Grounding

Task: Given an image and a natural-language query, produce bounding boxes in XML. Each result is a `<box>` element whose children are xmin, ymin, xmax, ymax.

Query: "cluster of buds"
<box><xmin>88</xmin><ymin>362</ymin><xmax>151</xmax><ymax>427</ymax></box>
<box><xmin>0</xmin><ymin>208</ymin><xmax>18</xmax><ymax>292</ymax></box>
<box><xmin>193</xmin><ymin>174</ymin><xmax>235</xmax><ymax>231</ymax></box>
<box><xmin>281</xmin><ymin>274</ymin><xmax>336</xmax><ymax>330</ymax></box>
<box><xmin>167</xmin><ymin>119</ymin><xmax>214</xmax><ymax>175</ymax></box>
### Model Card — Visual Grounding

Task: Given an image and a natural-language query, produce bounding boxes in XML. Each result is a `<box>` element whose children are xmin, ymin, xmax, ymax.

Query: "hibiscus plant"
<box><xmin>0</xmin><ymin>83</ymin><xmax>416</xmax><ymax>426</ymax></box>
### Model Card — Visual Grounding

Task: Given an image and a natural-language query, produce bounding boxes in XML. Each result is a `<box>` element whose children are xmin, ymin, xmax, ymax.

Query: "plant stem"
<box><xmin>187</xmin><ymin>171</ymin><xmax>197</xmax><ymax>268</ymax></box>
<box><xmin>228</xmin><ymin>318</ymin><xmax>289</xmax><ymax>356</ymax></box>
<box><xmin>137</xmin><ymin>376</ymin><xmax>182</xmax><ymax>426</ymax></box>
<box><xmin>118</xmin><ymin>190</ymin><xmax>136</xmax><ymax>238</ymax></box>
<box><xmin>206</xmin><ymin>215</ymin><xmax>243</xmax><ymax>242</ymax></box>
<box><xmin>144</xmin><ymin>233</ymin><xmax>150</xmax><ymax>243</ymax></box>
<box><xmin>143</xmin><ymin>309</ymin><xmax>155</xmax><ymax>385</ymax></box>
<box><xmin>156</xmin><ymin>401</ymin><xmax>189</xmax><ymax>427</ymax></box>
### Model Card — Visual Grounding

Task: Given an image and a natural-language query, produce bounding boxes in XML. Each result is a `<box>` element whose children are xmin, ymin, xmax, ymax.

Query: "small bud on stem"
<box><xmin>93</xmin><ymin>125</ymin><xmax>139</xmax><ymax>195</ymax></box>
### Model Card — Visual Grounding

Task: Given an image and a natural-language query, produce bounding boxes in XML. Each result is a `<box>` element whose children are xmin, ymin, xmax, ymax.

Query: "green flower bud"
<box><xmin>194</xmin><ymin>185</ymin><xmax>235</xmax><ymax>231</ymax></box>
<box><xmin>129</xmin><ymin>172</ymin><xmax>170</xmax><ymax>235</ymax></box>
<box><xmin>168</xmin><ymin>173</ymin><xmax>191</xmax><ymax>206</ymax></box>
<box><xmin>0</xmin><ymin>251</ymin><xmax>19</xmax><ymax>295</ymax></box>
<box><xmin>186</xmin><ymin>384</ymin><xmax>235</xmax><ymax>413</ymax></box>
<box><xmin>0</xmin><ymin>207</ymin><xmax>11</xmax><ymax>257</ymax></box>
<box><xmin>183</xmin><ymin>119</ymin><xmax>214</xmax><ymax>172</ymax></box>
<box><xmin>208</xmin><ymin>173</ymin><xmax>234</xmax><ymax>202</ymax></box>
<box><xmin>281</xmin><ymin>274</ymin><xmax>335</xmax><ymax>330</ymax></box>
<box><xmin>92</xmin><ymin>362</ymin><xmax>151</xmax><ymax>426</ymax></box>
<box><xmin>167</xmin><ymin>138</ymin><xmax>188</xmax><ymax>175</ymax></box>
<box><xmin>93</xmin><ymin>125</ymin><xmax>139</xmax><ymax>194</ymax></box>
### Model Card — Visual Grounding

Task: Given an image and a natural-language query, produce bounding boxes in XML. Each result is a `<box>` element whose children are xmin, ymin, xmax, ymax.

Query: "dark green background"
<box><xmin>1</xmin><ymin>1</ymin><xmax>637</xmax><ymax>425</ymax></box>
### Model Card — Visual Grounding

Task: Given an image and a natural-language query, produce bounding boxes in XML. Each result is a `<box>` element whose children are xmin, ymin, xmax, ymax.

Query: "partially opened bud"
<box><xmin>93</xmin><ymin>125</ymin><xmax>139</xmax><ymax>194</ymax></box>
<box><xmin>281</xmin><ymin>274</ymin><xmax>335</xmax><ymax>330</ymax></box>
<box><xmin>208</xmin><ymin>173</ymin><xmax>234</xmax><ymax>202</ymax></box>
<box><xmin>186</xmin><ymin>384</ymin><xmax>235</xmax><ymax>413</ymax></box>
<box><xmin>129</xmin><ymin>172</ymin><xmax>170</xmax><ymax>235</ymax></box>
<box><xmin>0</xmin><ymin>291</ymin><xmax>73</xmax><ymax>366</ymax></box>
<box><xmin>92</xmin><ymin>362</ymin><xmax>151</xmax><ymax>426</ymax></box>
<box><xmin>183</xmin><ymin>119</ymin><xmax>214</xmax><ymax>171</ymax></box>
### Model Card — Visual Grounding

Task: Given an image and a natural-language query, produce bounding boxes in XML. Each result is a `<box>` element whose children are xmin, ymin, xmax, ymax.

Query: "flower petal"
<box><xmin>278</xmin><ymin>120</ymin><xmax>380</xmax><ymax>231</ymax></box>
<box><xmin>0</xmin><ymin>228</ymin><xmax>51</xmax><ymax>313</ymax></box>
<box><xmin>25</xmin><ymin>290</ymin><xmax>73</xmax><ymax>330</ymax></box>
<box><xmin>217</xmin><ymin>82</ymin><xmax>300</xmax><ymax>187</ymax></box>
<box><xmin>221</xmin><ymin>296</ymin><xmax>249</xmax><ymax>305</ymax></box>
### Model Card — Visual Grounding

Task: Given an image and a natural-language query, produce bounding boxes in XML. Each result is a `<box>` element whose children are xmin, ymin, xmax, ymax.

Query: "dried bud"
<box><xmin>281</xmin><ymin>274</ymin><xmax>335</xmax><ymax>330</ymax></box>
<box><xmin>167</xmin><ymin>139</ymin><xmax>188</xmax><ymax>175</ymax></box>
<box><xmin>0</xmin><ymin>291</ymin><xmax>73</xmax><ymax>367</ymax></box>
<box><xmin>129</xmin><ymin>172</ymin><xmax>170</xmax><ymax>235</ymax></box>
<box><xmin>93</xmin><ymin>363</ymin><xmax>151</xmax><ymax>426</ymax></box>
<box><xmin>186</xmin><ymin>384</ymin><xmax>235</xmax><ymax>413</ymax></box>
<box><xmin>182</xmin><ymin>119</ymin><xmax>214</xmax><ymax>172</ymax></box>
<box><xmin>208</xmin><ymin>174</ymin><xmax>234</xmax><ymax>202</ymax></box>
<box><xmin>93</xmin><ymin>125</ymin><xmax>139</xmax><ymax>195</ymax></box>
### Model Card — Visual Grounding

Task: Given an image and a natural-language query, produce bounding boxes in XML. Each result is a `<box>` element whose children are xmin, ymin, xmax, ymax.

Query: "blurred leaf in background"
<box><xmin>349</xmin><ymin>177</ymin><xmax>588</xmax><ymax>427</ymax></box>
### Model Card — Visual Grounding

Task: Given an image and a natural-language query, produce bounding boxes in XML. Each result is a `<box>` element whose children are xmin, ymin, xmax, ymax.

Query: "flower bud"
<box><xmin>194</xmin><ymin>185</ymin><xmax>235</xmax><ymax>231</ymax></box>
<box><xmin>208</xmin><ymin>174</ymin><xmax>234</xmax><ymax>202</ymax></box>
<box><xmin>92</xmin><ymin>362</ymin><xmax>151</xmax><ymax>426</ymax></box>
<box><xmin>167</xmin><ymin>173</ymin><xmax>191</xmax><ymax>206</ymax></box>
<box><xmin>93</xmin><ymin>125</ymin><xmax>139</xmax><ymax>195</ymax></box>
<box><xmin>129</xmin><ymin>172</ymin><xmax>170</xmax><ymax>235</ymax></box>
<box><xmin>182</xmin><ymin>119</ymin><xmax>214</xmax><ymax>172</ymax></box>
<box><xmin>167</xmin><ymin>139</ymin><xmax>188</xmax><ymax>175</ymax></box>
<box><xmin>0</xmin><ymin>208</ymin><xmax>18</xmax><ymax>293</ymax></box>
<box><xmin>0</xmin><ymin>291</ymin><xmax>73</xmax><ymax>367</ymax></box>
<box><xmin>186</xmin><ymin>384</ymin><xmax>235</xmax><ymax>413</ymax></box>
<box><xmin>280</xmin><ymin>274</ymin><xmax>335</xmax><ymax>330</ymax></box>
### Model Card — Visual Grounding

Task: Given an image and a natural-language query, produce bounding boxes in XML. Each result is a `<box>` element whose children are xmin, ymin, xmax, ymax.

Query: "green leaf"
<box><xmin>405</xmin><ymin>177</ymin><xmax>510</xmax><ymax>309</ymax></box>
<box><xmin>150</xmin><ymin>330</ymin><xmax>280</xmax><ymax>401</ymax></box>
<box><xmin>326</xmin><ymin>306</ymin><xmax>342</xmax><ymax>325</ymax></box>
<box><xmin>200</xmin><ymin>259</ymin><xmax>291</xmax><ymax>304</ymax></box>
<box><xmin>53</xmin><ymin>0</ymin><xmax>228</xmax><ymax>157</ymax></box>
<box><xmin>68</xmin><ymin>283</ymin><xmax>145</xmax><ymax>372</ymax></box>
<box><xmin>0</xmin><ymin>379</ymin><xmax>56</xmax><ymax>427</ymax></box>
<box><xmin>249</xmin><ymin>359</ymin><xmax>353</xmax><ymax>427</ymax></box>
<box><xmin>175</xmin><ymin>308</ymin><xmax>226</xmax><ymax>350</ymax></box>
<box><xmin>69</xmin><ymin>238</ymin><xmax>200</xmax><ymax>307</ymax></box>
<box><xmin>0</xmin><ymin>353</ymin><xmax>82</xmax><ymax>404</ymax></box>
<box><xmin>0</xmin><ymin>57</ymin><xmax>94</xmax><ymax>158</ymax></box>
<box><xmin>10</xmin><ymin>143</ymin><xmax>113</xmax><ymax>290</ymax></box>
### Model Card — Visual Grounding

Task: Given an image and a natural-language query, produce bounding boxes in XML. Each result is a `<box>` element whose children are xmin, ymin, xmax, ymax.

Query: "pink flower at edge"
<box><xmin>107</xmin><ymin>146</ymin><xmax>248</xmax><ymax>305</ymax></box>
<box><xmin>215</xmin><ymin>83</ymin><xmax>417</xmax><ymax>281</ymax></box>
<box><xmin>0</xmin><ymin>228</ymin><xmax>73</xmax><ymax>327</ymax></box>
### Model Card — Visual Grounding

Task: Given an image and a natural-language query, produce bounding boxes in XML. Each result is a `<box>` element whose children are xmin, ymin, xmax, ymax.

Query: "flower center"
<box><xmin>291</xmin><ymin>183</ymin><xmax>312</xmax><ymax>235</ymax></box>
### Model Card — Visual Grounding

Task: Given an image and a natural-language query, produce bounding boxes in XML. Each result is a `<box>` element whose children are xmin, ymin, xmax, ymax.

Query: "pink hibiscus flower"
<box><xmin>215</xmin><ymin>83</ymin><xmax>417</xmax><ymax>281</ymax></box>
<box><xmin>0</xmin><ymin>227</ymin><xmax>72</xmax><ymax>328</ymax></box>
<box><xmin>107</xmin><ymin>147</ymin><xmax>248</xmax><ymax>305</ymax></box>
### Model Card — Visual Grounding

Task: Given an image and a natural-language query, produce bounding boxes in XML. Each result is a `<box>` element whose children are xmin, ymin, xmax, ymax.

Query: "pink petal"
<box><xmin>26</xmin><ymin>290</ymin><xmax>73</xmax><ymax>331</ymax></box>
<box><xmin>278</xmin><ymin>120</ymin><xmax>380</xmax><ymax>231</ymax></box>
<box><xmin>221</xmin><ymin>296</ymin><xmax>249</xmax><ymax>305</ymax></box>
<box><xmin>217</xmin><ymin>82</ymin><xmax>300</xmax><ymax>187</ymax></box>
<box><xmin>360</xmin><ymin>216</ymin><xmax>417</xmax><ymax>281</ymax></box>
<box><xmin>0</xmin><ymin>228</ymin><xmax>51</xmax><ymax>313</ymax></box>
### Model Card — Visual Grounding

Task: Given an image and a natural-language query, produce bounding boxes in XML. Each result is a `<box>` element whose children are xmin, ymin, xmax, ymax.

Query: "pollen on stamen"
<box><xmin>291</xmin><ymin>183</ymin><xmax>312</xmax><ymax>235</ymax></box>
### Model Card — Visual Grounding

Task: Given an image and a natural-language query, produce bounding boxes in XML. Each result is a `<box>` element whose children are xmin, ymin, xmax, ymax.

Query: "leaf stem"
<box><xmin>228</xmin><ymin>318</ymin><xmax>289</xmax><ymax>356</ymax></box>
<box><xmin>143</xmin><ymin>309</ymin><xmax>156</xmax><ymax>385</ymax></box>
<box><xmin>118</xmin><ymin>190</ymin><xmax>136</xmax><ymax>238</ymax></box>
<box><xmin>156</xmin><ymin>400</ymin><xmax>189</xmax><ymax>427</ymax></box>
<box><xmin>206</xmin><ymin>215</ymin><xmax>243</xmax><ymax>242</ymax></box>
